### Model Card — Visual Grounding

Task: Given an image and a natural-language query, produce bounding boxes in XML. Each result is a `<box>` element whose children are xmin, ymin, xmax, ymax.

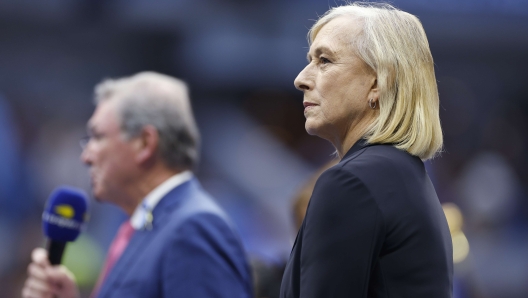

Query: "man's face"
<box><xmin>81</xmin><ymin>100</ymin><xmax>139</xmax><ymax>204</ymax></box>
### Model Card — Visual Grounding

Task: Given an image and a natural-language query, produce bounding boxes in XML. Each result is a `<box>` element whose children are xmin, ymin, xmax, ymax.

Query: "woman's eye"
<box><xmin>320</xmin><ymin>57</ymin><xmax>331</xmax><ymax>64</ymax></box>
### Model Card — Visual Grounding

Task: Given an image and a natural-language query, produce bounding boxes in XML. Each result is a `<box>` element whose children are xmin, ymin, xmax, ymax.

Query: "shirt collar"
<box><xmin>130</xmin><ymin>170</ymin><xmax>193</xmax><ymax>230</ymax></box>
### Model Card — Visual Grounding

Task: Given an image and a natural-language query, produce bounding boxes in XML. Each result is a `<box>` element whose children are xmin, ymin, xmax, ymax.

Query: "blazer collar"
<box><xmin>342</xmin><ymin>138</ymin><xmax>372</xmax><ymax>160</ymax></box>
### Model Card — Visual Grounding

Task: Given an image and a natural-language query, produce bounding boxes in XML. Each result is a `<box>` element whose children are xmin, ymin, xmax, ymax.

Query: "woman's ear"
<box><xmin>368</xmin><ymin>78</ymin><xmax>379</xmax><ymax>104</ymax></box>
<box><xmin>135</xmin><ymin>125</ymin><xmax>159</xmax><ymax>165</ymax></box>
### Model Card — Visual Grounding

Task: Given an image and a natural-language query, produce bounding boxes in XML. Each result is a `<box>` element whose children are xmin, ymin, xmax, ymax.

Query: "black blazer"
<box><xmin>280</xmin><ymin>141</ymin><xmax>453</xmax><ymax>298</ymax></box>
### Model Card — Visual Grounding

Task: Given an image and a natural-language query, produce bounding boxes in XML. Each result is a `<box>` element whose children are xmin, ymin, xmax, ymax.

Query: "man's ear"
<box><xmin>135</xmin><ymin>125</ymin><xmax>159</xmax><ymax>165</ymax></box>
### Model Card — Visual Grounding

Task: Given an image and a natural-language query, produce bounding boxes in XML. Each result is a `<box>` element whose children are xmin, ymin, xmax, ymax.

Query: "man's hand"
<box><xmin>22</xmin><ymin>248</ymin><xmax>80</xmax><ymax>298</ymax></box>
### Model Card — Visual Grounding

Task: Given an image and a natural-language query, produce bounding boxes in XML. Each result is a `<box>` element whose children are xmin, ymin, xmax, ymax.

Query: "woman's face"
<box><xmin>295</xmin><ymin>16</ymin><xmax>377</xmax><ymax>146</ymax></box>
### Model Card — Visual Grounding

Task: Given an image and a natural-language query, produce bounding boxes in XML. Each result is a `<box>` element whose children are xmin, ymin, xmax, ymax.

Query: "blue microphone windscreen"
<box><xmin>42</xmin><ymin>186</ymin><xmax>89</xmax><ymax>242</ymax></box>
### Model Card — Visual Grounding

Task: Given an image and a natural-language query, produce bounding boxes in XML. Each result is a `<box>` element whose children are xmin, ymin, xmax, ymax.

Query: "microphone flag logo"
<box><xmin>55</xmin><ymin>204</ymin><xmax>75</xmax><ymax>219</ymax></box>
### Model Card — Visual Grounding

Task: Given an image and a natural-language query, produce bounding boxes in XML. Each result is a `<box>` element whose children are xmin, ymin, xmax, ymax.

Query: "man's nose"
<box><xmin>80</xmin><ymin>145</ymin><xmax>92</xmax><ymax>165</ymax></box>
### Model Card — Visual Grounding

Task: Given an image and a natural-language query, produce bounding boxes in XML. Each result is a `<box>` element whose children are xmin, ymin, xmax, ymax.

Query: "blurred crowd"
<box><xmin>0</xmin><ymin>1</ymin><xmax>527</xmax><ymax>297</ymax></box>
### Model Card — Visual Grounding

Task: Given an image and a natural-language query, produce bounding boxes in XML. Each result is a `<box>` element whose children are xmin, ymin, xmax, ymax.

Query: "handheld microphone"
<box><xmin>42</xmin><ymin>186</ymin><xmax>89</xmax><ymax>265</ymax></box>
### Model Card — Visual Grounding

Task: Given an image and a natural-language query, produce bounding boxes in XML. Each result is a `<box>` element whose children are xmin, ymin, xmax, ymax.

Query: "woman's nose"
<box><xmin>294</xmin><ymin>64</ymin><xmax>314</xmax><ymax>91</ymax></box>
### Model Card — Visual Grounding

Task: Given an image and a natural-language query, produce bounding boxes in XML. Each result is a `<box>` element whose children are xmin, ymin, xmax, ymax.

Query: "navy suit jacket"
<box><xmin>281</xmin><ymin>141</ymin><xmax>453</xmax><ymax>298</ymax></box>
<box><xmin>97</xmin><ymin>178</ymin><xmax>253</xmax><ymax>298</ymax></box>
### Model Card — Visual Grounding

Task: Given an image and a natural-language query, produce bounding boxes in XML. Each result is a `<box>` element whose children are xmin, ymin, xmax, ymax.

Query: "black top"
<box><xmin>280</xmin><ymin>141</ymin><xmax>453</xmax><ymax>298</ymax></box>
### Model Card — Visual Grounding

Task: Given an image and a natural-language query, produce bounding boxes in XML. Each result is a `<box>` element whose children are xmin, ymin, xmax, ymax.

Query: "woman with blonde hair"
<box><xmin>280</xmin><ymin>2</ymin><xmax>452</xmax><ymax>297</ymax></box>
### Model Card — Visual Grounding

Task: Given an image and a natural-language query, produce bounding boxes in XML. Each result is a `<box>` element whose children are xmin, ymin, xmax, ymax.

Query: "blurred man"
<box><xmin>22</xmin><ymin>72</ymin><xmax>253</xmax><ymax>298</ymax></box>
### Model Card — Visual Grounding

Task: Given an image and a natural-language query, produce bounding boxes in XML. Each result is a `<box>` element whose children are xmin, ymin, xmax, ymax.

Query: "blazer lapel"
<box><xmin>97</xmin><ymin>179</ymin><xmax>196</xmax><ymax>298</ymax></box>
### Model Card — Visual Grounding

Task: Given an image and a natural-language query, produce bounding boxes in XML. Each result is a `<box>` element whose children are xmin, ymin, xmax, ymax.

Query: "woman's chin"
<box><xmin>305</xmin><ymin>120</ymin><xmax>321</xmax><ymax>136</ymax></box>
<box><xmin>305</xmin><ymin>120</ymin><xmax>330</xmax><ymax>139</ymax></box>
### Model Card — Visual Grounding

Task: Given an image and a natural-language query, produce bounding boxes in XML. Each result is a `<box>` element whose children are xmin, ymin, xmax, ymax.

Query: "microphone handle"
<box><xmin>47</xmin><ymin>240</ymin><xmax>66</xmax><ymax>265</ymax></box>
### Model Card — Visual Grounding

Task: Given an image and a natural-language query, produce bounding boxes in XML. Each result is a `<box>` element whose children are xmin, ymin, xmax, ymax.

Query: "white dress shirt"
<box><xmin>130</xmin><ymin>171</ymin><xmax>193</xmax><ymax>230</ymax></box>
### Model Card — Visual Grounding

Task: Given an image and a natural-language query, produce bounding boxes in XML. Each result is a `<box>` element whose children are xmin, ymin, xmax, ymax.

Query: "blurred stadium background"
<box><xmin>0</xmin><ymin>1</ymin><xmax>527</xmax><ymax>297</ymax></box>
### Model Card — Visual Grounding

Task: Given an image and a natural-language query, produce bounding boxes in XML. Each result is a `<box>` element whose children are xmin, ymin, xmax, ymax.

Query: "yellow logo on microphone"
<box><xmin>54</xmin><ymin>205</ymin><xmax>75</xmax><ymax>219</ymax></box>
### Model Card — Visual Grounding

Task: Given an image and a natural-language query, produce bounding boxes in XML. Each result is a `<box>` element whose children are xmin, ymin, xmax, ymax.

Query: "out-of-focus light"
<box><xmin>442</xmin><ymin>202</ymin><xmax>463</xmax><ymax>233</ymax></box>
<box><xmin>442</xmin><ymin>203</ymin><xmax>470</xmax><ymax>264</ymax></box>
<box><xmin>62</xmin><ymin>235</ymin><xmax>104</xmax><ymax>287</ymax></box>
<box><xmin>452</xmin><ymin>231</ymin><xmax>470</xmax><ymax>264</ymax></box>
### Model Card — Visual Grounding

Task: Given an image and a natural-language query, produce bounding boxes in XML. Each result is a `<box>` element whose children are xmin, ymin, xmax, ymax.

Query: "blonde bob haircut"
<box><xmin>309</xmin><ymin>2</ymin><xmax>443</xmax><ymax>160</ymax></box>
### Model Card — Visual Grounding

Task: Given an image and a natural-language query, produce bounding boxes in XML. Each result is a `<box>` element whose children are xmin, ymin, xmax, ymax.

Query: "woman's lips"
<box><xmin>303</xmin><ymin>102</ymin><xmax>317</xmax><ymax>112</ymax></box>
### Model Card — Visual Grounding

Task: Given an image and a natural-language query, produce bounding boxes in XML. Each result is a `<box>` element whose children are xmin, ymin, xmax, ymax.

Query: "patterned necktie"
<box><xmin>91</xmin><ymin>221</ymin><xmax>135</xmax><ymax>298</ymax></box>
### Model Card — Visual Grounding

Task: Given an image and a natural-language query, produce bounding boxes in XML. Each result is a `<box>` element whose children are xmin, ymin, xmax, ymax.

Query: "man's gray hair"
<box><xmin>94</xmin><ymin>71</ymin><xmax>200</xmax><ymax>170</ymax></box>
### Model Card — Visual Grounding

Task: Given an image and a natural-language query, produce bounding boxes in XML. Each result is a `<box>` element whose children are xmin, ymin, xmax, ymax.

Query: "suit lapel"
<box><xmin>98</xmin><ymin>179</ymin><xmax>197</xmax><ymax>298</ymax></box>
